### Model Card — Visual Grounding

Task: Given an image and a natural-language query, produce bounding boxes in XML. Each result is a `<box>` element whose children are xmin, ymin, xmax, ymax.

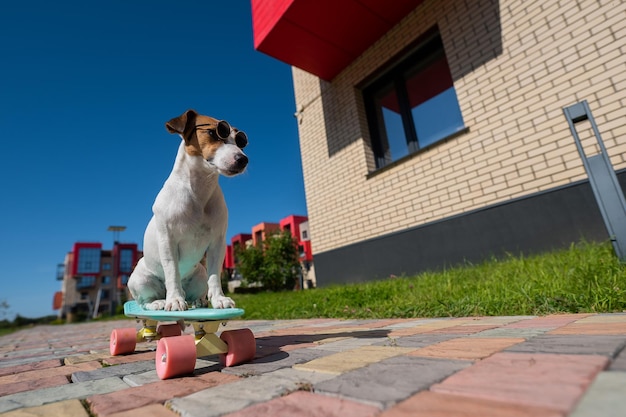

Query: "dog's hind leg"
<box><xmin>127</xmin><ymin>259</ymin><xmax>167</xmax><ymax>310</ymax></box>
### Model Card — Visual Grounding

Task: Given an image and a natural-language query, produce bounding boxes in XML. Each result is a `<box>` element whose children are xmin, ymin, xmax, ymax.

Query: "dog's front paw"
<box><xmin>211</xmin><ymin>295</ymin><xmax>235</xmax><ymax>309</ymax></box>
<box><xmin>165</xmin><ymin>295</ymin><xmax>187</xmax><ymax>311</ymax></box>
<box><xmin>144</xmin><ymin>300</ymin><xmax>166</xmax><ymax>310</ymax></box>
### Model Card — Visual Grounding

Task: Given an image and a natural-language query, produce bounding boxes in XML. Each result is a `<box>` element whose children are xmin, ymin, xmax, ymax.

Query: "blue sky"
<box><xmin>0</xmin><ymin>1</ymin><xmax>307</xmax><ymax>319</ymax></box>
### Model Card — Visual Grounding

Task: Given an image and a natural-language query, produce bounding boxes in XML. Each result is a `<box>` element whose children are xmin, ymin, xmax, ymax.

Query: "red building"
<box><xmin>280</xmin><ymin>215</ymin><xmax>312</xmax><ymax>262</ymax></box>
<box><xmin>252</xmin><ymin>222</ymin><xmax>280</xmax><ymax>246</ymax></box>
<box><xmin>55</xmin><ymin>242</ymin><xmax>140</xmax><ymax>321</ymax></box>
<box><xmin>225</xmin><ymin>215</ymin><xmax>316</xmax><ymax>289</ymax></box>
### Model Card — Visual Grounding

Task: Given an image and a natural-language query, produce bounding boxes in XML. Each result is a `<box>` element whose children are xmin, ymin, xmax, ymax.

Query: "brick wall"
<box><xmin>293</xmin><ymin>0</ymin><xmax>626</xmax><ymax>254</ymax></box>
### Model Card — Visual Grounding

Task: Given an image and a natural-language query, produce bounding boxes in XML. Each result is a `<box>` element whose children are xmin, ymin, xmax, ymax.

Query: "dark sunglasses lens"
<box><xmin>216</xmin><ymin>120</ymin><xmax>231</xmax><ymax>139</ymax></box>
<box><xmin>235</xmin><ymin>131</ymin><xmax>248</xmax><ymax>148</ymax></box>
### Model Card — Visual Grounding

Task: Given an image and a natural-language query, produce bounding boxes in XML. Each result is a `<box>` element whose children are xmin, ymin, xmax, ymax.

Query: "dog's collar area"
<box><xmin>193</xmin><ymin>121</ymin><xmax>247</xmax><ymax>149</ymax></box>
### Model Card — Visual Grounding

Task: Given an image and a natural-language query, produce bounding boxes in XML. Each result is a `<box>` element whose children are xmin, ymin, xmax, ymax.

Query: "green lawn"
<box><xmin>231</xmin><ymin>241</ymin><xmax>626</xmax><ymax>320</ymax></box>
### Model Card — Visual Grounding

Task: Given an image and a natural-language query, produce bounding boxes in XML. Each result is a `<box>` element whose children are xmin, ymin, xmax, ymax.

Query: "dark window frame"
<box><xmin>362</xmin><ymin>30</ymin><xmax>466</xmax><ymax>172</ymax></box>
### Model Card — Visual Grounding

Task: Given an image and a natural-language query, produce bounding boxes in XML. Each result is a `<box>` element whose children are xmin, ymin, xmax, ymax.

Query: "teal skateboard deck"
<box><xmin>123</xmin><ymin>300</ymin><xmax>245</xmax><ymax>322</ymax></box>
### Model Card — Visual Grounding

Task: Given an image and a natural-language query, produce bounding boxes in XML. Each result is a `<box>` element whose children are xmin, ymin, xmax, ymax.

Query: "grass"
<box><xmin>231</xmin><ymin>241</ymin><xmax>626</xmax><ymax>320</ymax></box>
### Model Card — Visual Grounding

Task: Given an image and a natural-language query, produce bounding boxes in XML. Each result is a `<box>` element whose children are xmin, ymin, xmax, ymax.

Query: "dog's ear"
<box><xmin>165</xmin><ymin>109</ymin><xmax>198</xmax><ymax>136</ymax></box>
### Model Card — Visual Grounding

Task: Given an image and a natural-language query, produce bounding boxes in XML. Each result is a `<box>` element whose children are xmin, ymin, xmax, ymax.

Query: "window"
<box><xmin>102</xmin><ymin>262</ymin><xmax>111</xmax><ymax>270</ymax></box>
<box><xmin>119</xmin><ymin>274</ymin><xmax>129</xmax><ymax>286</ymax></box>
<box><xmin>101</xmin><ymin>276</ymin><xmax>111</xmax><ymax>285</ymax></box>
<box><xmin>76</xmin><ymin>276</ymin><xmax>96</xmax><ymax>289</ymax></box>
<box><xmin>363</xmin><ymin>32</ymin><xmax>465</xmax><ymax>169</ymax></box>
<box><xmin>76</xmin><ymin>247</ymin><xmax>101</xmax><ymax>274</ymax></box>
<box><xmin>119</xmin><ymin>249</ymin><xmax>134</xmax><ymax>273</ymax></box>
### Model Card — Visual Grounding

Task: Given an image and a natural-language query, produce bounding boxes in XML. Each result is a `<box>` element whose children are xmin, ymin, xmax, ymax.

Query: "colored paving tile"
<box><xmin>506</xmin><ymin>335</ymin><xmax>626</xmax><ymax>356</ymax></box>
<box><xmin>0</xmin><ymin>377</ymin><xmax>130</xmax><ymax>413</ymax></box>
<box><xmin>569</xmin><ymin>371</ymin><xmax>626</xmax><ymax>417</ymax></box>
<box><xmin>0</xmin><ymin>399</ymin><xmax>90</xmax><ymax>417</ymax></box>
<box><xmin>106</xmin><ymin>404</ymin><xmax>180</xmax><ymax>417</ymax></box>
<box><xmin>221</xmin><ymin>391</ymin><xmax>380</xmax><ymax>417</ymax></box>
<box><xmin>314</xmin><ymin>355</ymin><xmax>471</xmax><ymax>408</ymax></box>
<box><xmin>379</xmin><ymin>391</ymin><xmax>562</xmax><ymax>417</ymax></box>
<box><xmin>0</xmin><ymin>359</ymin><xmax>62</xmax><ymax>377</ymax></box>
<box><xmin>167</xmin><ymin>368</ymin><xmax>335</xmax><ymax>417</ymax></box>
<box><xmin>610</xmin><ymin>346</ymin><xmax>626</xmax><ymax>371</ymax></box>
<box><xmin>102</xmin><ymin>351</ymin><xmax>158</xmax><ymax>366</ymax></box>
<box><xmin>0</xmin><ymin>375</ymin><xmax>70</xmax><ymax>396</ymax></box>
<box><xmin>431</xmin><ymin>352</ymin><xmax>608</xmax><ymax>413</ymax></box>
<box><xmin>375</xmin><ymin>333</ymin><xmax>459</xmax><ymax>348</ymax></box>
<box><xmin>222</xmin><ymin>346</ymin><xmax>331</xmax><ymax>376</ymax></box>
<box><xmin>0</xmin><ymin>361</ymin><xmax>102</xmax><ymax>384</ymax></box>
<box><xmin>388</xmin><ymin>319</ymin><xmax>471</xmax><ymax>337</ymax></box>
<box><xmin>408</xmin><ymin>337</ymin><xmax>525</xmax><ymax>360</ymax></box>
<box><xmin>460</xmin><ymin>316</ymin><xmax>535</xmax><ymax>326</ymax></box>
<box><xmin>425</xmin><ymin>324</ymin><xmax>500</xmax><ymax>335</ymax></box>
<box><xmin>293</xmin><ymin>345</ymin><xmax>414</xmax><ymax>374</ymax></box>
<box><xmin>503</xmin><ymin>314</ymin><xmax>591</xmax><ymax>329</ymax></box>
<box><xmin>548</xmin><ymin>321</ymin><xmax>626</xmax><ymax>335</ymax></box>
<box><xmin>467</xmin><ymin>327</ymin><xmax>548</xmax><ymax>339</ymax></box>
<box><xmin>87</xmin><ymin>371</ymin><xmax>239</xmax><ymax>416</ymax></box>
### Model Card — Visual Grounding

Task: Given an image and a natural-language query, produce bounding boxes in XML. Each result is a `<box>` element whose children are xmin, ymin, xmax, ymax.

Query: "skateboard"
<box><xmin>109</xmin><ymin>301</ymin><xmax>256</xmax><ymax>380</ymax></box>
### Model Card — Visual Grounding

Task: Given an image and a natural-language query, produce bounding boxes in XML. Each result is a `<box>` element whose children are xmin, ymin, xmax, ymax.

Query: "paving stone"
<box><xmin>103</xmin><ymin>350</ymin><xmax>157</xmax><ymax>366</ymax></box>
<box><xmin>379</xmin><ymin>391</ymin><xmax>561</xmax><ymax>417</ymax></box>
<box><xmin>308</xmin><ymin>336</ymin><xmax>386</xmax><ymax>351</ymax></box>
<box><xmin>373</xmin><ymin>333</ymin><xmax>458</xmax><ymax>348</ymax></box>
<box><xmin>571</xmin><ymin>313</ymin><xmax>626</xmax><ymax>323</ymax></box>
<box><xmin>382</xmin><ymin>319</ymin><xmax>449</xmax><ymax>329</ymax></box>
<box><xmin>569</xmin><ymin>371</ymin><xmax>626</xmax><ymax>417</ymax></box>
<box><xmin>0</xmin><ymin>359</ymin><xmax>62</xmax><ymax>377</ymax></box>
<box><xmin>503</xmin><ymin>314</ymin><xmax>590</xmax><ymax>329</ymax></box>
<box><xmin>0</xmin><ymin>399</ymin><xmax>90</xmax><ymax>417</ymax></box>
<box><xmin>167</xmin><ymin>368</ymin><xmax>334</xmax><ymax>417</ymax></box>
<box><xmin>71</xmin><ymin>360</ymin><xmax>156</xmax><ymax>382</ymax></box>
<box><xmin>426</xmin><ymin>324</ymin><xmax>500</xmax><ymax>335</ymax></box>
<box><xmin>0</xmin><ymin>375</ymin><xmax>70</xmax><ymax>396</ymax></box>
<box><xmin>64</xmin><ymin>351</ymin><xmax>112</xmax><ymax>365</ymax></box>
<box><xmin>315</xmin><ymin>355</ymin><xmax>471</xmax><ymax>408</ymax></box>
<box><xmin>294</xmin><ymin>346</ymin><xmax>414</xmax><ymax>374</ymax></box>
<box><xmin>468</xmin><ymin>327</ymin><xmax>548</xmax><ymax>339</ymax></box>
<box><xmin>122</xmin><ymin>358</ymin><xmax>220</xmax><ymax>387</ymax></box>
<box><xmin>409</xmin><ymin>337</ymin><xmax>525</xmax><ymax>360</ymax></box>
<box><xmin>222</xmin><ymin>346</ymin><xmax>331</xmax><ymax>376</ymax></box>
<box><xmin>506</xmin><ymin>335</ymin><xmax>626</xmax><ymax>356</ymax></box>
<box><xmin>388</xmin><ymin>319</ymin><xmax>471</xmax><ymax>337</ymax></box>
<box><xmin>106</xmin><ymin>403</ymin><xmax>180</xmax><ymax>417</ymax></box>
<box><xmin>87</xmin><ymin>371</ymin><xmax>239</xmax><ymax>416</ymax></box>
<box><xmin>548</xmin><ymin>322</ymin><xmax>626</xmax><ymax>335</ymax></box>
<box><xmin>0</xmin><ymin>354</ymin><xmax>80</xmax><ymax>368</ymax></box>
<box><xmin>221</xmin><ymin>390</ymin><xmax>380</xmax><ymax>417</ymax></box>
<box><xmin>431</xmin><ymin>352</ymin><xmax>608</xmax><ymax>413</ymax></box>
<box><xmin>609</xmin><ymin>346</ymin><xmax>626</xmax><ymax>371</ymax></box>
<box><xmin>461</xmin><ymin>316</ymin><xmax>535</xmax><ymax>326</ymax></box>
<box><xmin>0</xmin><ymin>361</ymin><xmax>101</xmax><ymax>384</ymax></box>
<box><xmin>0</xmin><ymin>377</ymin><xmax>130</xmax><ymax>413</ymax></box>
<box><xmin>123</xmin><ymin>370</ymin><xmax>160</xmax><ymax>387</ymax></box>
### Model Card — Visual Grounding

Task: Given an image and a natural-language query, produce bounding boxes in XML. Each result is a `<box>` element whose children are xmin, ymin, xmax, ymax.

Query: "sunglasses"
<box><xmin>194</xmin><ymin>120</ymin><xmax>248</xmax><ymax>149</ymax></box>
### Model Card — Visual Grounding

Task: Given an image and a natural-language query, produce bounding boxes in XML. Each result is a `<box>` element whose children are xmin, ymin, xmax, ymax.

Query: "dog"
<box><xmin>127</xmin><ymin>109</ymin><xmax>248</xmax><ymax>311</ymax></box>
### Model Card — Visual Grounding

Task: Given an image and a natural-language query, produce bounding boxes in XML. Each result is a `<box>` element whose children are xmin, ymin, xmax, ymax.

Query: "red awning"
<box><xmin>252</xmin><ymin>0</ymin><xmax>423</xmax><ymax>81</ymax></box>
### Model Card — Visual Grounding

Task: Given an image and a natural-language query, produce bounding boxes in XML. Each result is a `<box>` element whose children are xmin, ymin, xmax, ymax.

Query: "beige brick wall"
<box><xmin>293</xmin><ymin>0</ymin><xmax>626</xmax><ymax>255</ymax></box>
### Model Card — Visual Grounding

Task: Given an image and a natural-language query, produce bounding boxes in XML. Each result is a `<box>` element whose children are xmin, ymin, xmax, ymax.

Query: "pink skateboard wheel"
<box><xmin>220</xmin><ymin>328</ymin><xmax>256</xmax><ymax>367</ymax></box>
<box><xmin>155</xmin><ymin>335</ymin><xmax>196</xmax><ymax>379</ymax></box>
<box><xmin>110</xmin><ymin>328</ymin><xmax>137</xmax><ymax>356</ymax></box>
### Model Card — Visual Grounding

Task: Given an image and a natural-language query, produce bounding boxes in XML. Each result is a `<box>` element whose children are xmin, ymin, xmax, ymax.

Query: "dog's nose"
<box><xmin>235</xmin><ymin>153</ymin><xmax>248</xmax><ymax>169</ymax></box>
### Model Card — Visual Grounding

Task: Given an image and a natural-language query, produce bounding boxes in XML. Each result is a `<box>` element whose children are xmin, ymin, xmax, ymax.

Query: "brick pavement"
<box><xmin>0</xmin><ymin>313</ymin><xmax>625</xmax><ymax>417</ymax></box>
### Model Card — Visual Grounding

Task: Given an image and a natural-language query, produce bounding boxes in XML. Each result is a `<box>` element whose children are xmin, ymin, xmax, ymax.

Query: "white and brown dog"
<box><xmin>128</xmin><ymin>109</ymin><xmax>248</xmax><ymax>311</ymax></box>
